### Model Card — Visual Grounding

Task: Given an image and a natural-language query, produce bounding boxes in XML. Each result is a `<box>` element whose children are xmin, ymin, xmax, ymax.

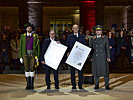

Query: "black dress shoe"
<box><xmin>26</xmin><ymin>86</ymin><xmax>30</xmax><ymax>90</ymax></box>
<box><xmin>72</xmin><ymin>86</ymin><xmax>77</xmax><ymax>89</ymax></box>
<box><xmin>30</xmin><ymin>86</ymin><xmax>34</xmax><ymax>90</ymax></box>
<box><xmin>47</xmin><ymin>86</ymin><xmax>50</xmax><ymax>90</ymax></box>
<box><xmin>94</xmin><ymin>85</ymin><xmax>99</xmax><ymax>89</ymax></box>
<box><xmin>105</xmin><ymin>86</ymin><xmax>111</xmax><ymax>90</ymax></box>
<box><xmin>79</xmin><ymin>86</ymin><xmax>83</xmax><ymax>89</ymax></box>
<box><xmin>55</xmin><ymin>86</ymin><xmax>59</xmax><ymax>89</ymax></box>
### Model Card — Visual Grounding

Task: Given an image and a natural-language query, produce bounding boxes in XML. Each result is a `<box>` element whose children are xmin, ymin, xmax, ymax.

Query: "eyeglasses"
<box><xmin>73</xmin><ymin>28</ymin><xmax>79</xmax><ymax>29</ymax></box>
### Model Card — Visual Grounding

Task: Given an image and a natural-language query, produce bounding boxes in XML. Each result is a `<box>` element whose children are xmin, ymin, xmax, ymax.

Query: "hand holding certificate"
<box><xmin>44</xmin><ymin>41</ymin><xmax>67</xmax><ymax>70</ymax></box>
<box><xmin>66</xmin><ymin>41</ymin><xmax>91</xmax><ymax>70</ymax></box>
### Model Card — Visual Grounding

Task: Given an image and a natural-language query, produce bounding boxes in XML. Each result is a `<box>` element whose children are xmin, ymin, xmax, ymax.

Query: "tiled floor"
<box><xmin>0</xmin><ymin>74</ymin><xmax>133</xmax><ymax>100</ymax></box>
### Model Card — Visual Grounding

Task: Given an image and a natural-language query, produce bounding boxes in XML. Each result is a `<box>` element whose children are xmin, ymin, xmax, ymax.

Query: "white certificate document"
<box><xmin>44</xmin><ymin>41</ymin><xmax>67</xmax><ymax>70</ymax></box>
<box><xmin>66</xmin><ymin>41</ymin><xmax>91</xmax><ymax>70</ymax></box>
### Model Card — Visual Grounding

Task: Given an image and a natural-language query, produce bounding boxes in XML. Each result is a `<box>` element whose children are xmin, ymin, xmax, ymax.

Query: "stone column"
<box><xmin>27</xmin><ymin>0</ymin><xmax>43</xmax><ymax>32</ymax></box>
<box><xmin>127</xmin><ymin>6</ymin><xmax>133</xmax><ymax>30</ymax></box>
<box><xmin>120</xmin><ymin>6</ymin><xmax>133</xmax><ymax>30</ymax></box>
<box><xmin>121</xmin><ymin>6</ymin><xmax>128</xmax><ymax>30</ymax></box>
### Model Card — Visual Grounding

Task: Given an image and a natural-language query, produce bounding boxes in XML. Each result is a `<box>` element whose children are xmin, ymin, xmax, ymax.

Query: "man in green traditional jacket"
<box><xmin>19</xmin><ymin>23</ymin><xmax>40</xmax><ymax>90</ymax></box>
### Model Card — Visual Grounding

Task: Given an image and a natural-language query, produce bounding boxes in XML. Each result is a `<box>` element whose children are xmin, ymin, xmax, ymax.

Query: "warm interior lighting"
<box><xmin>82</xmin><ymin>1</ymin><xmax>95</xmax><ymax>3</ymax></box>
<box><xmin>80</xmin><ymin>0</ymin><xmax>96</xmax><ymax>31</ymax></box>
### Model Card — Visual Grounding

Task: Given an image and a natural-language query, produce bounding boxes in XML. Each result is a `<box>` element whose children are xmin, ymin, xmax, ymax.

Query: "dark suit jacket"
<box><xmin>128</xmin><ymin>36</ymin><xmax>133</xmax><ymax>50</ymax></box>
<box><xmin>116</xmin><ymin>36</ymin><xmax>127</xmax><ymax>55</ymax></box>
<box><xmin>128</xmin><ymin>36</ymin><xmax>133</xmax><ymax>61</ymax></box>
<box><xmin>66</xmin><ymin>33</ymin><xmax>86</xmax><ymax>52</ymax></box>
<box><xmin>40</xmin><ymin>38</ymin><xmax>58</xmax><ymax>62</ymax></box>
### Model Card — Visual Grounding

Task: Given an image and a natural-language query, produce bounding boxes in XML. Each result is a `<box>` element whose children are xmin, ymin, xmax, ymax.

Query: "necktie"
<box><xmin>27</xmin><ymin>35</ymin><xmax>31</xmax><ymax>43</ymax></box>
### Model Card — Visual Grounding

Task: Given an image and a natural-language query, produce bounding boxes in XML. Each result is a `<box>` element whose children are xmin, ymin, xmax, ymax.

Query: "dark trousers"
<box><xmin>43</xmin><ymin>64</ymin><xmax>59</xmax><ymax>87</ymax></box>
<box><xmin>70</xmin><ymin>66</ymin><xmax>83</xmax><ymax>87</ymax></box>
<box><xmin>0</xmin><ymin>51</ymin><xmax>8</xmax><ymax>63</ymax></box>
<box><xmin>0</xmin><ymin>51</ymin><xmax>8</xmax><ymax>72</ymax></box>
<box><xmin>95</xmin><ymin>76</ymin><xmax>109</xmax><ymax>86</ymax></box>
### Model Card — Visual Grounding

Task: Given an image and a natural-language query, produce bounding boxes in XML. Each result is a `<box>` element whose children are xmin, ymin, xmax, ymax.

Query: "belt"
<box><xmin>27</xmin><ymin>50</ymin><xmax>33</xmax><ymax>55</ymax></box>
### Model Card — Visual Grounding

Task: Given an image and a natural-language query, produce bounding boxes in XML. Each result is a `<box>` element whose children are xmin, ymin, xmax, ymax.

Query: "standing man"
<box><xmin>40</xmin><ymin>29</ymin><xmax>59</xmax><ymax>90</ymax></box>
<box><xmin>19</xmin><ymin>23</ymin><xmax>40</xmax><ymax>90</ymax></box>
<box><xmin>89</xmin><ymin>25</ymin><xmax>111</xmax><ymax>90</ymax></box>
<box><xmin>66</xmin><ymin>24</ymin><xmax>86</xmax><ymax>89</ymax></box>
<box><xmin>128</xmin><ymin>30</ymin><xmax>133</xmax><ymax>64</ymax></box>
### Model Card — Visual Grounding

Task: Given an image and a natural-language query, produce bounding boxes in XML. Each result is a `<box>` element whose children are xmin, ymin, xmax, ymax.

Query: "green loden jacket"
<box><xmin>19</xmin><ymin>33</ymin><xmax>40</xmax><ymax>58</ymax></box>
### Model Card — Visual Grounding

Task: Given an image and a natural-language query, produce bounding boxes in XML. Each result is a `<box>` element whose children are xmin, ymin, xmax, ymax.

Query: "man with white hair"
<box><xmin>66</xmin><ymin>24</ymin><xmax>86</xmax><ymax>89</ymax></box>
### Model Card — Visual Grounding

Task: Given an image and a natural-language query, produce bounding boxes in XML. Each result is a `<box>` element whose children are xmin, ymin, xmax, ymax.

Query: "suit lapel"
<box><xmin>78</xmin><ymin>33</ymin><xmax>82</xmax><ymax>38</ymax></box>
<box><xmin>48</xmin><ymin>38</ymin><xmax>51</xmax><ymax>44</ymax></box>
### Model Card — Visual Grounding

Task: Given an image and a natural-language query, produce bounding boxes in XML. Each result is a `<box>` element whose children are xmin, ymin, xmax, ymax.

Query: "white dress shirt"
<box><xmin>97</xmin><ymin>35</ymin><xmax>102</xmax><ymax>38</ymax></box>
<box><xmin>27</xmin><ymin>33</ymin><xmax>32</xmax><ymax>36</ymax></box>
<box><xmin>50</xmin><ymin>38</ymin><xmax>55</xmax><ymax>41</ymax></box>
<box><xmin>74</xmin><ymin>33</ymin><xmax>78</xmax><ymax>38</ymax></box>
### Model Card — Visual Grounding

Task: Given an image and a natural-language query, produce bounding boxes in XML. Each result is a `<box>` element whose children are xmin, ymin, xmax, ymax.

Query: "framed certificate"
<box><xmin>44</xmin><ymin>41</ymin><xmax>67</xmax><ymax>70</ymax></box>
<box><xmin>66</xmin><ymin>41</ymin><xmax>91</xmax><ymax>70</ymax></box>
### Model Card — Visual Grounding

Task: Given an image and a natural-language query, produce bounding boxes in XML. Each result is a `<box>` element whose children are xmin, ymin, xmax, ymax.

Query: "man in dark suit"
<box><xmin>66</xmin><ymin>24</ymin><xmax>86</xmax><ymax>89</ymax></box>
<box><xmin>128</xmin><ymin>31</ymin><xmax>133</xmax><ymax>64</ymax></box>
<box><xmin>40</xmin><ymin>29</ymin><xmax>59</xmax><ymax>90</ymax></box>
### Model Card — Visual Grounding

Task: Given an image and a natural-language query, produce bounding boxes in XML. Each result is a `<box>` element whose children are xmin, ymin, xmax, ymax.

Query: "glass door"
<box><xmin>49</xmin><ymin>18</ymin><xmax>72</xmax><ymax>38</ymax></box>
